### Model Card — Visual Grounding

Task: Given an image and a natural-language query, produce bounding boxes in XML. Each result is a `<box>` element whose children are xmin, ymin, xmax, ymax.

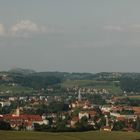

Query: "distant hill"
<box><xmin>6</xmin><ymin>68</ymin><xmax>140</xmax><ymax>80</ymax></box>
<box><xmin>1</xmin><ymin>69</ymin><xmax>140</xmax><ymax>93</ymax></box>
<box><xmin>8</xmin><ymin>68</ymin><xmax>36</xmax><ymax>75</ymax></box>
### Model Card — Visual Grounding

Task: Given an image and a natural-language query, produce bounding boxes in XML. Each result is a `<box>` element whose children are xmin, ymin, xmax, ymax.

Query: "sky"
<box><xmin>0</xmin><ymin>0</ymin><xmax>140</xmax><ymax>73</ymax></box>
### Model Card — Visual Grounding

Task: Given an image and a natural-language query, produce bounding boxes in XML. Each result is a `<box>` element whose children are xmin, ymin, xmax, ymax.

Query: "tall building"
<box><xmin>78</xmin><ymin>89</ymin><xmax>82</xmax><ymax>101</ymax></box>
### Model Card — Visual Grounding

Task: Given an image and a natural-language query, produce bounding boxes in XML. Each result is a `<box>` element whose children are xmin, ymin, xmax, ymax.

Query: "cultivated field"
<box><xmin>0</xmin><ymin>131</ymin><xmax>140</xmax><ymax>140</ymax></box>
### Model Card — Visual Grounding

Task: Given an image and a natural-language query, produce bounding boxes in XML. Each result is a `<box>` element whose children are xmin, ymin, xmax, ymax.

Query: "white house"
<box><xmin>0</xmin><ymin>101</ymin><xmax>11</xmax><ymax>107</ymax></box>
<box><xmin>79</xmin><ymin>111</ymin><xmax>89</xmax><ymax>120</ymax></box>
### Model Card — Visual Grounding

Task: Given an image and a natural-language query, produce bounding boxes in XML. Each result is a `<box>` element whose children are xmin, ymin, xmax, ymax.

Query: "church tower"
<box><xmin>78</xmin><ymin>89</ymin><xmax>82</xmax><ymax>101</ymax></box>
<box><xmin>16</xmin><ymin>107</ymin><xmax>20</xmax><ymax>116</ymax></box>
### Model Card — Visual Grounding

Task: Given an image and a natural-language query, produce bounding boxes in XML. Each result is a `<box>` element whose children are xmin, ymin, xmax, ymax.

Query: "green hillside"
<box><xmin>61</xmin><ymin>80</ymin><xmax>122</xmax><ymax>94</ymax></box>
<box><xmin>0</xmin><ymin>84</ymin><xmax>34</xmax><ymax>96</ymax></box>
<box><xmin>0</xmin><ymin>131</ymin><xmax>140</xmax><ymax>140</ymax></box>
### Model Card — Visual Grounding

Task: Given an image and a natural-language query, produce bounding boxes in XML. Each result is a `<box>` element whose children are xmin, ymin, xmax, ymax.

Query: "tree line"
<box><xmin>120</xmin><ymin>77</ymin><xmax>140</xmax><ymax>92</ymax></box>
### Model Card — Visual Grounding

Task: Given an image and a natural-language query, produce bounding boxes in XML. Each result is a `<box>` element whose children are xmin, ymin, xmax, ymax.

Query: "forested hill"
<box><xmin>1</xmin><ymin>68</ymin><xmax>140</xmax><ymax>92</ymax></box>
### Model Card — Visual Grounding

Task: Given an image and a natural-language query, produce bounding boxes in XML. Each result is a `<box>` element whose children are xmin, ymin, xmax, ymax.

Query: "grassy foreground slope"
<box><xmin>0</xmin><ymin>131</ymin><xmax>140</xmax><ymax>140</ymax></box>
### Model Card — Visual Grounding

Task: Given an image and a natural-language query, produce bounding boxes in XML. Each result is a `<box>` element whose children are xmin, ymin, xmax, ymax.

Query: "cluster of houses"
<box><xmin>0</xmin><ymin>95</ymin><xmax>63</xmax><ymax>107</ymax></box>
<box><xmin>0</xmin><ymin>90</ymin><xmax>140</xmax><ymax>132</ymax></box>
<box><xmin>0</xmin><ymin>104</ymin><xmax>140</xmax><ymax>131</ymax></box>
<box><xmin>69</xmin><ymin>102</ymin><xmax>140</xmax><ymax>131</ymax></box>
<box><xmin>66</xmin><ymin>87</ymin><xmax>109</xmax><ymax>94</ymax></box>
<box><xmin>0</xmin><ymin>98</ymin><xmax>97</xmax><ymax>130</ymax></box>
<box><xmin>0</xmin><ymin>108</ymin><xmax>48</xmax><ymax>130</ymax></box>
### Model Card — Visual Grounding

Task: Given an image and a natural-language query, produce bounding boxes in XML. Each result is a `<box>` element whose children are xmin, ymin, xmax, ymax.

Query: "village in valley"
<box><xmin>0</xmin><ymin>70</ymin><xmax>140</xmax><ymax>132</ymax></box>
<box><xmin>1</xmin><ymin>1</ymin><xmax>140</xmax><ymax>140</ymax></box>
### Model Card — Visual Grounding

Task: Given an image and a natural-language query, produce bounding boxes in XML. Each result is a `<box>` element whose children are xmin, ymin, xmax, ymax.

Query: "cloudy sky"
<box><xmin>0</xmin><ymin>0</ymin><xmax>140</xmax><ymax>73</ymax></box>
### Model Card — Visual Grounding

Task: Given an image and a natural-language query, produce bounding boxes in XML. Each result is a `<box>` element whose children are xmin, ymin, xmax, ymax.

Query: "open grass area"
<box><xmin>61</xmin><ymin>80</ymin><xmax>110</xmax><ymax>87</ymax></box>
<box><xmin>117</xmin><ymin>95</ymin><xmax>140</xmax><ymax>100</ymax></box>
<box><xmin>0</xmin><ymin>84</ymin><xmax>34</xmax><ymax>95</ymax></box>
<box><xmin>61</xmin><ymin>80</ymin><xmax>122</xmax><ymax>94</ymax></box>
<box><xmin>0</xmin><ymin>131</ymin><xmax>140</xmax><ymax>140</ymax></box>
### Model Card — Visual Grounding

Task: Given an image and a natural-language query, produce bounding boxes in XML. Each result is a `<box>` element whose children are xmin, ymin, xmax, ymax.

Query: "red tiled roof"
<box><xmin>116</xmin><ymin>116</ymin><xmax>125</xmax><ymax>121</ymax></box>
<box><xmin>102</xmin><ymin>111</ymin><xmax>110</xmax><ymax>115</ymax></box>
<box><xmin>88</xmin><ymin>111</ymin><xmax>96</xmax><ymax>116</ymax></box>
<box><xmin>2</xmin><ymin>114</ymin><xmax>42</xmax><ymax>122</ymax></box>
<box><xmin>133</xmin><ymin>107</ymin><xmax>140</xmax><ymax>113</ymax></box>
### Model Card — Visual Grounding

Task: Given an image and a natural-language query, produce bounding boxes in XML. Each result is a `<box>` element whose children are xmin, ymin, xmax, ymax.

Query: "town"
<box><xmin>0</xmin><ymin>70</ymin><xmax>140</xmax><ymax>132</ymax></box>
<box><xmin>1</xmin><ymin>1</ymin><xmax>140</xmax><ymax>140</ymax></box>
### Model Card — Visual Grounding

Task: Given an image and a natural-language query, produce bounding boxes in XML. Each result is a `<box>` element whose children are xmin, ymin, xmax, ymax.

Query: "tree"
<box><xmin>112</xmin><ymin>121</ymin><xmax>125</xmax><ymax>131</ymax></box>
<box><xmin>136</xmin><ymin>117</ymin><xmax>140</xmax><ymax>131</ymax></box>
<box><xmin>120</xmin><ymin>77</ymin><xmax>140</xmax><ymax>92</ymax></box>
<box><xmin>0</xmin><ymin>121</ymin><xmax>11</xmax><ymax>130</ymax></box>
<box><xmin>47</xmin><ymin>102</ymin><xmax>69</xmax><ymax>113</ymax></box>
<box><xmin>34</xmin><ymin>123</ymin><xmax>50</xmax><ymax>131</ymax></box>
<box><xmin>75</xmin><ymin>116</ymin><xmax>92</xmax><ymax>131</ymax></box>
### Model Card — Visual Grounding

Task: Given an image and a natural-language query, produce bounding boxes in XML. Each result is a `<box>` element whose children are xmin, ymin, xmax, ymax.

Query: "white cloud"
<box><xmin>103</xmin><ymin>24</ymin><xmax>140</xmax><ymax>33</ymax></box>
<box><xmin>40</xmin><ymin>25</ymin><xmax>64</xmax><ymax>34</ymax></box>
<box><xmin>0</xmin><ymin>24</ymin><xmax>5</xmax><ymax>36</ymax></box>
<box><xmin>103</xmin><ymin>25</ymin><xmax>123</xmax><ymax>32</ymax></box>
<box><xmin>10</xmin><ymin>20</ymin><xmax>43</xmax><ymax>37</ymax></box>
<box><xmin>9</xmin><ymin>20</ymin><xmax>64</xmax><ymax>38</ymax></box>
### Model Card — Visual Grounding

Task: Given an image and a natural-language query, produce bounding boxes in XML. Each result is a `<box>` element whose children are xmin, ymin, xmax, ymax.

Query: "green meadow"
<box><xmin>0</xmin><ymin>84</ymin><xmax>34</xmax><ymax>95</ymax></box>
<box><xmin>0</xmin><ymin>131</ymin><xmax>140</xmax><ymax>140</ymax></box>
<box><xmin>61</xmin><ymin>80</ymin><xmax>122</xmax><ymax>94</ymax></box>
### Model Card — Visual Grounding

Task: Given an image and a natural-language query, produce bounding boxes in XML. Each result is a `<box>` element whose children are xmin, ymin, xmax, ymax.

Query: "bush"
<box><xmin>0</xmin><ymin>121</ymin><xmax>11</xmax><ymax>130</ymax></box>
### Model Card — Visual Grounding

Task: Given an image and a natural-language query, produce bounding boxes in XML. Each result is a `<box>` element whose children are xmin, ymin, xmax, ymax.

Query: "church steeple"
<box><xmin>12</xmin><ymin>107</ymin><xmax>20</xmax><ymax>117</ymax></box>
<box><xmin>16</xmin><ymin>107</ymin><xmax>20</xmax><ymax>116</ymax></box>
<box><xmin>78</xmin><ymin>89</ymin><xmax>82</xmax><ymax>101</ymax></box>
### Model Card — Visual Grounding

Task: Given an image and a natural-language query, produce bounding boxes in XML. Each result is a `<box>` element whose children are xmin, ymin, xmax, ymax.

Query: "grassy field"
<box><xmin>61</xmin><ymin>80</ymin><xmax>122</xmax><ymax>94</ymax></box>
<box><xmin>0</xmin><ymin>131</ymin><xmax>140</xmax><ymax>140</ymax></box>
<box><xmin>0</xmin><ymin>84</ymin><xmax>34</xmax><ymax>95</ymax></box>
<box><xmin>117</xmin><ymin>95</ymin><xmax>140</xmax><ymax>99</ymax></box>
